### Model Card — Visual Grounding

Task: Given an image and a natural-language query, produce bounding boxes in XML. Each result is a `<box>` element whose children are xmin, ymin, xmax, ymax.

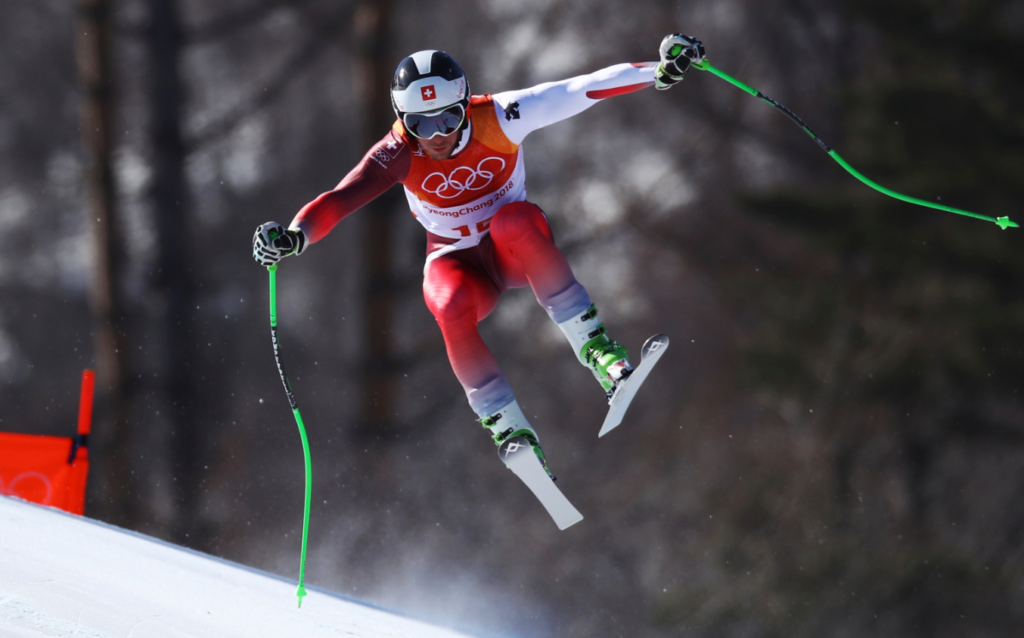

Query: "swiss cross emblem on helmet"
<box><xmin>420</xmin><ymin>85</ymin><xmax>435</xmax><ymax>101</ymax></box>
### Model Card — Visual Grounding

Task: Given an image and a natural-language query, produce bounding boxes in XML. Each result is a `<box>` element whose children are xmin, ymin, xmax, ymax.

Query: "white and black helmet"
<box><xmin>391</xmin><ymin>50</ymin><xmax>469</xmax><ymax>139</ymax></box>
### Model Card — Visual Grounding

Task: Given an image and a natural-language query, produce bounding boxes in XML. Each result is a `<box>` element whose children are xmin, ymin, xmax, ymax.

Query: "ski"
<box><xmin>598</xmin><ymin>334</ymin><xmax>670</xmax><ymax>437</ymax></box>
<box><xmin>498</xmin><ymin>436</ymin><xmax>583</xmax><ymax>530</ymax></box>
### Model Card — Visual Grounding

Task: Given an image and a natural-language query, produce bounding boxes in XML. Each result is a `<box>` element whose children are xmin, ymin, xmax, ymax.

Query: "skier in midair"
<box><xmin>253</xmin><ymin>35</ymin><xmax>706</xmax><ymax>478</ymax></box>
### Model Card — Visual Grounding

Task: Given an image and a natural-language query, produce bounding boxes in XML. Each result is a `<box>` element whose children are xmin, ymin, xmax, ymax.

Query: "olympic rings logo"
<box><xmin>421</xmin><ymin>157</ymin><xmax>506</xmax><ymax>199</ymax></box>
<box><xmin>0</xmin><ymin>471</ymin><xmax>54</xmax><ymax>504</ymax></box>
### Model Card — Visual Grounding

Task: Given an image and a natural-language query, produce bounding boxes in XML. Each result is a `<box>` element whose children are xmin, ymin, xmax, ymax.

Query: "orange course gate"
<box><xmin>0</xmin><ymin>370</ymin><xmax>93</xmax><ymax>515</ymax></box>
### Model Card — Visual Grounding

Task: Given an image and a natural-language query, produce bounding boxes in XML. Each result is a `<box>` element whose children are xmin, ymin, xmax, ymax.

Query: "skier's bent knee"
<box><xmin>428</xmin><ymin>291</ymin><xmax>479</xmax><ymax>326</ymax></box>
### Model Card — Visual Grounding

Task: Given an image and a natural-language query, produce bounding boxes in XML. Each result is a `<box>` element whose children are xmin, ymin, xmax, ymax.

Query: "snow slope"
<box><xmin>0</xmin><ymin>496</ymin><xmax>476</xmax><ymax>638</ymax></box>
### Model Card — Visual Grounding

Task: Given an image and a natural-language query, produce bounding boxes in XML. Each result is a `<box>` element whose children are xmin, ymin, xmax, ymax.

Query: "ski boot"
<box><xmin>557</xmin><ymin>303</ymin><xmax>633</xmax><ymax>401</ymax></box>
<box><xmin>480</xmin><ymin>400</ymin><xmax>555</xmax><ymax>481</ymax></box>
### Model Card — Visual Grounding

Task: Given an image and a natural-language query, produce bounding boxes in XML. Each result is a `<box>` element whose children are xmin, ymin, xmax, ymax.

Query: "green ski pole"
<box><xmin>268</xmin><ymin>262</ymin><xmax>313</xmax><ymax>608</ymax></box>
<box><xmin>690</xmin><ymin>59</ymin><xmax>1017</xmax><ymax>230</ymax></box>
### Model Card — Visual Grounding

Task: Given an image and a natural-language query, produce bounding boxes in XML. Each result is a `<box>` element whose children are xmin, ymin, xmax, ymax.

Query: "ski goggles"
<box><xmin>402</xmin><ymin>104</ymin><xmax>466</xmax><ymax>140</ymax></box>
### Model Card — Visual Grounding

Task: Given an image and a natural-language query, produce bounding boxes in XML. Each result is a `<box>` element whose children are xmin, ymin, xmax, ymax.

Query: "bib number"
<box><xmin>452</xmin><ymin>217</ymin><xmax>492</xmax><ymax>238</ymax></box>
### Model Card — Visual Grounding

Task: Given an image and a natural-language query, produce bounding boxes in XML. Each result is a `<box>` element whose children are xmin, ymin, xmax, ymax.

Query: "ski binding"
<box><xmin>598</xmin><ymin>334</ymin><xmax>670</xmax><ymax>437</ymax></box>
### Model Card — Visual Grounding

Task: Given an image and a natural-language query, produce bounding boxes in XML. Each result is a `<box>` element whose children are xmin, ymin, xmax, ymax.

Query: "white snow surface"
<box><xmin>0</xmin><ymin>496</ymin><xmax>477</xmax><ymax>638</ymax></box>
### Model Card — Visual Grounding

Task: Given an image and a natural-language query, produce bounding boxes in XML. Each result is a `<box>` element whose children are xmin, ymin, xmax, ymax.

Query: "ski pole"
<box><xmin>267</xmin><ymin>262</ymin><xmax>313</xmax><ymax>608</ymax></box>
<box><xmin>691</xmin><ymin>59</ymin><xmax>1017</xmax><ymax>231</ymax></box>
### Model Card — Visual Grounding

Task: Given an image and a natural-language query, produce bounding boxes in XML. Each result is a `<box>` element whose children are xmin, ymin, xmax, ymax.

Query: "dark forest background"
<box><xmin>2</xmin><ymin>0</ymin><xmax>1022</xmax><ymax>636</ymax></box>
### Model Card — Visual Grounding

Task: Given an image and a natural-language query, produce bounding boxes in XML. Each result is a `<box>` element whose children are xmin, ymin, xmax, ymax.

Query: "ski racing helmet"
<box><xmin>390</xmin><ymin>50</ymin><xmax>469</xmax><ymax>140</ymax></box>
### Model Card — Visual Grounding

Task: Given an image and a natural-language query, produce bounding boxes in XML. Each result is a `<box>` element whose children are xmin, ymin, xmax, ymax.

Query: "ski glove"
<box><xmin>253</xmin><ymin>222</ymin><xmax>307</xmax><ymax>267</ymax></box>
<box><xmin>655</xmin><ymin>34</ymin><xmax>706</xmax><ymax>90</ymax></box>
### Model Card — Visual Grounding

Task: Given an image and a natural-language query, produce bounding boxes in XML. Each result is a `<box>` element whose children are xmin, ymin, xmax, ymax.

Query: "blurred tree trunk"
<box><xmin>76</xmin><ymin>0</ymin><xmax>138</xmax><ymax>527</ymax></box>
<box><xmin>352</xmin><ymin>0</ymin><xmax>401</xmax><ymax>447</ymax></box>
<box><xmin>148</xmin><ymin>0</ymin><xmax>206</xmax><ymax>546</ymax></box>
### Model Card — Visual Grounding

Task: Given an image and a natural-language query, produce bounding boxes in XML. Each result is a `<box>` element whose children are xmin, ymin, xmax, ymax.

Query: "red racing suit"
<box><xmin>291</xmin><ymin>62</ymin><xmax>659</xmax><ymax>417</ymax></box>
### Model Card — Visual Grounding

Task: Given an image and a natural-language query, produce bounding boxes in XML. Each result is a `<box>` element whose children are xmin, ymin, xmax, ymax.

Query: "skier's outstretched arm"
<box><xmin>492</xmin><ymin>34</ymin><xmax>705</xmax><ymax>145</ymax></box>
<box><xmin>252</xmin><ymin>129</ymin><xmax>411</xmax><ymax>266</ymax></box>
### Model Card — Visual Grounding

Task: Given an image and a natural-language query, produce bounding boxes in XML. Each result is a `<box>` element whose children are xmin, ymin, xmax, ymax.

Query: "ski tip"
<box><xmin>641</xmin><ymin>334</ymin><xmax>670</xmax><ymax>360</ymax></box>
